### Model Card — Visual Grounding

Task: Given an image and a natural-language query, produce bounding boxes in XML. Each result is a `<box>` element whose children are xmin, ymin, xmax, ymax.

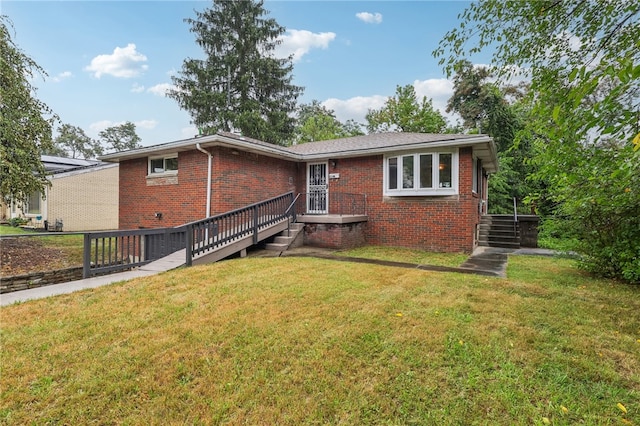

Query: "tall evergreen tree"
<box><xmin>0</xmin><ymin>16</ymin><xmax>58</xmax><ymax>204</ymax></box>
<box><xmin>169</xmin><ymin>0</ymin><xmax>303</xmax><ymax>145</ymax></box>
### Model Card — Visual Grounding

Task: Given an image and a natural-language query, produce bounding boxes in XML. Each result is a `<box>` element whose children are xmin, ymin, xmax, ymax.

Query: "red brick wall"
<box><xmin>119</xmin><ymin>147</ymin><xmax>298</xmax><ymax>229</ymax></box>
<box><xmin>303</xmin><ymin>223</ymin><xmax>366</xmax><ymax>249</ymax></box>
<box><xmin>119</xmin><ymin>145</ymin><xmax>481</xmax><ymax>252</ymax></box>
<box><xmin>326</xmin><ymin>147</ymin><xmax>479</xmax><ymax>253</ymax></box>
<box><xmin>210</xmin><ymin>147</ymin><xmax>298</xmax><ymax>213</ymax></box>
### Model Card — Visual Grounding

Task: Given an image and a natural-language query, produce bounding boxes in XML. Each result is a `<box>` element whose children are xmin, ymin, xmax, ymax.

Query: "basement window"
<box><xmin>148</xmin><ymin>155</ymin><xmax>178</xmax><ymax>175</ymax></box>
<box><xmin>384</xmin><ymin>149</ymin><xmax>458</xmax><ymax>196</ymax></box>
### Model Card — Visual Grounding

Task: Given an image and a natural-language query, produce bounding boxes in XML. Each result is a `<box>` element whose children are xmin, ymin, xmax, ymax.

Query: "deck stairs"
<box><xmin>478</xmin><ymin>215</ymin><xmax>520</xmax><ymax>249</ymax></box>
<box><xmin>265</xmin><ymin>222</ymin><xmax>304</xmax><ymax>252</ymax></box>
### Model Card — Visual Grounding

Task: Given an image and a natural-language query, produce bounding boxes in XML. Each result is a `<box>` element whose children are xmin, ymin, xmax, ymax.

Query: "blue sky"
<box><xmin>2</xmin><ymin>1</ymin><xmax>486</xmax><ymax>147</ymax></box>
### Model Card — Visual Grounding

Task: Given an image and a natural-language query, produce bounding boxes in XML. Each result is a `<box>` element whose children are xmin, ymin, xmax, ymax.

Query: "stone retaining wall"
<box><xmin>1</xmin><ymin>266</ymin><xmax>83</xmax><ymax>294</ymax></box>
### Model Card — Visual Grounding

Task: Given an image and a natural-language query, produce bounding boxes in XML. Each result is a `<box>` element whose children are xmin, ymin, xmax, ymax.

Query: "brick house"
<box><xmin>101</xmin><ymin>131</ymin><xmax>497</xmax><ymax>253</ymax></box>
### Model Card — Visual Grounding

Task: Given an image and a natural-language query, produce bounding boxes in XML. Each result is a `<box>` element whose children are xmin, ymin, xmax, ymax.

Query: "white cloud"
<box><xmin>51</xmin><ymin>71</ymin><xmax>72</xmax><ymax>83</ymax></box>
<box><xmin>413</xmin><ymin>78</ymin><xmax>454</xmax><ymax>113</ymax></box>
<box><xmin>322</xmin><ymin>95</ymin><xmax>388</xmax><ymax>124</ymax></box>
<box><xmin>356</xmin><ymin>12</ymin><xmax>383</xmax><ymax>24</ymax></box>
<box><xmin>135</xmin><ymin>120</ymin><xmax>157</xmax><ymax>130</ymax></box>
<box><xmin>84</xmin><ymin>43</ymin><xmax>148</xmax><ymax>78</ymax></box>
<box><xmin>89</xmin><ymin>120</ymin><xmax>115</xmax><ymax>134</ymax></box>
<box><xmin>181</xmin><ymin>126</ymin><xmax>198</xmax><ymax>139</ymax></box>
<box><xmin>89</xmin><ymin>119</ymin><xmax>156</xmax><ymax>136</ymax></box>
<box><xmin>275</xmin><ymin>29</ymin><xmax>336</xmax><ymax>62</ymax></box>
<box><xmin>320</xmin><ymin>79</ymin><xmax>457</xmax><ymax>127</ymax></box>
<box><xmin>147</xmin><ymin>83</ymin><xmax>175</xmax><ymax>96</ymax></box>
<box><xmin>131</xmin><ymin>83</ymin><xmax>145</xmax><ymax>93</ymax></box>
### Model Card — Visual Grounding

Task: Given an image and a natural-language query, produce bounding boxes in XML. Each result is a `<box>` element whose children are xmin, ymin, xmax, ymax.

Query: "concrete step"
<box><xmin>478</xmin><ymin>240</ymin><xmax>521</xmax><ymax>249</ymax></box>
<box><xmin>274</xmin><ymin>235</ymin><xmax>296</xmax><ymax>245</ymax></box>
<box><xmin>265</xmin><ymin>222</ymin><xmax>304</xmax><ymax>252</ymax></box>
<box><xmin>479</xmin><ymin>229</ymin><xmax>520</xmax><ymax>237</ymax></box>
<box><xmin>265</xmin><ymin>242</ymin><xmax>290</xmax><ymax>251</ymax></box>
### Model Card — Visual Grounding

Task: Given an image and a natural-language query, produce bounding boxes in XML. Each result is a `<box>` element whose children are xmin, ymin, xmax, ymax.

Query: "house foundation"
<box><xmin>299</xmin><ymin>215</ymin><xmax>367</xmax><ymax>249</ymax></box>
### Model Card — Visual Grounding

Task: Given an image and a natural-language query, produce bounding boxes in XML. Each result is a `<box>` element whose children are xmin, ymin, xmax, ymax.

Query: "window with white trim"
<box><xmin>27</xmin><ymin>191</ymin><xmax>42</xmax><ymax>215</ymax></box>
<box><xmin>148</xmin><ymin>155</ymin><xmax>178</xmax><ymax>175</ymax></box>
<box><xmin>472</xmin><ymin>157</ymin><xmax>482</xmax><ymax>194</ymax></box>
<box><xmin>384</xmin><ymin>150</ymin><xmax>458</xmax><ymax>196</ymax></box>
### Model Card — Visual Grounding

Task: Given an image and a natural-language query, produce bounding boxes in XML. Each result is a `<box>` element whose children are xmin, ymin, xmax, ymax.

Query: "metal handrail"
<box><xmin>284</xmin><ymin>193</ymin><xmax>302</xmax><ymax>236</ymax></box>
<box><xmin>513</xmin><ymin>197</ymin><xmax>519</xmax><ymax>237</ymax></box>
<box><xmin>294</xmin><ymin>192</ymin><xmax>367</xmax><ymax>216</ymax></box>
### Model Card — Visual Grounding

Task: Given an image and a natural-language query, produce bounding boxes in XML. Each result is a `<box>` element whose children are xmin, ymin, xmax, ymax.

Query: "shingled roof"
<box><xmin>101</xmin><ymin>131</ymin><xmax>498</xmax><ymax>172</ymax></box>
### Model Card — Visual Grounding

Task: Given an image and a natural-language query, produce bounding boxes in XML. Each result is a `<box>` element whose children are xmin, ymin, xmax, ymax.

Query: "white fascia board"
<box><xmin>300</xmin><ymin>136</ymin><xmax>495</xmax><ymax>160</ymax></box>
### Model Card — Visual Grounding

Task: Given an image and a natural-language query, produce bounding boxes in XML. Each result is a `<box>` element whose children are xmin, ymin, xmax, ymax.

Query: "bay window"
<box><xmin>384</xmin><ymin>150</ymin><xmax>458</xmax><ymax>196</ymax></box>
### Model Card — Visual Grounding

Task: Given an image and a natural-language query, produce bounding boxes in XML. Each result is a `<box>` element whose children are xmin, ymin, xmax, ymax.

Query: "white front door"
<box><xmin>307</xmin><ymin>163</ymin><xmax>328</xmax><ymax>214</ymax></box>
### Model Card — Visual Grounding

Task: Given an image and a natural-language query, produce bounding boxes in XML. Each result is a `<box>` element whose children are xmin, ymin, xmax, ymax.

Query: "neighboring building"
<box><xmin>101</xmin><ymin>132</ymin><xmax>497</xmax><ymax>253</ymax></box>
<box><xmin>4</xmin><ymin>156</ymin><xmax>119</xmax><ymax>232</ymax></box>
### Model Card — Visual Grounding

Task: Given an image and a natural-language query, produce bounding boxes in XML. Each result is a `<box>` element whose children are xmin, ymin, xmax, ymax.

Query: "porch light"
<box><xmin>330</xmin><ymin>159</ymin><xmax>337</xmax><ymax>169</ymax></box>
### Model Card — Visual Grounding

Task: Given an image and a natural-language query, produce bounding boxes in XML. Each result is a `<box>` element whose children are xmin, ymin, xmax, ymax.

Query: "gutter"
<box><xmin>196</xmin><ymin>143</ymin><xmax>212</xmax><ymax>218</ymax></box>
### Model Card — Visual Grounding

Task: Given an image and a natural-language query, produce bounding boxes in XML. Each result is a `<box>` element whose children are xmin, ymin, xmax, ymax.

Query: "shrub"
<box><xmin>9</xmin><ymin>217</ymin><xmax>29</xmax><ymax>227</ymax></box>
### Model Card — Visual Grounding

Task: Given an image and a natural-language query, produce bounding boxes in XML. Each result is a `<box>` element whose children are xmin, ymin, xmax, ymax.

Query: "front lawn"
<box><xmin>1</xmin><ymin>256</ymin><xmax>638</xmax><ymax>424</ymax></box>
<box><xmin>336</xmin><ymin>245</ymin><xmax>468</xmax><ymax>267</ymax></box>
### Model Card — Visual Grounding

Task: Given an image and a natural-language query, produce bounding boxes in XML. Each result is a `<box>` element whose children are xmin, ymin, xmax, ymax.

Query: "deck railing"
<box><xmin>83</xmin><ymin>192</ymin><xmax>296</xmax><ymax>277</ymax></box>
<box><xmin>184</xmin><ymin>192</ymin><xmax>295</xmax><ymax>266</ymax></box>
<box><xmin>294</xmin><ymin>192</ymin><xmax>367</xmax><ymax>216</ymax></box>
<box><xmin>83</xmin><ymin>226</ymin><xmax>187</xmax><ymax>278</ymax></box>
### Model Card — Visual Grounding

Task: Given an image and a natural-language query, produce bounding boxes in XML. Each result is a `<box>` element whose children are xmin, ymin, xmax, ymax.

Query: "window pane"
<box><xmin>439</xmin><ymin>153</ymin><xmax>452</xmax><ymax>188</ymax></box>
<box><xmin>419</xmin><ymin>154</ymin><xmax>433</xmax><ymax>188</ymax></box>
<box><xmin>151</xmin><ymin>158</ymin><xmax>164</xmax><ymax>173</ymax></box>
<box><xmin>402</xmin><ymin>156</ymin><xmax>414</xmax><ymax>189</ymax></box>
<box><xmin>28</xmin><ymin>191</ymin><xmax>41</xmax><ymax>214</ymax></box>
<box><xmin>165</xmin><ymin>157</ymin><xmax>178</xmax><ymax>171</ymax></box>
<box><xmin>388</xmin><ymin>157</ymin><xmax>398</xmax><ymax>190</ymax></box>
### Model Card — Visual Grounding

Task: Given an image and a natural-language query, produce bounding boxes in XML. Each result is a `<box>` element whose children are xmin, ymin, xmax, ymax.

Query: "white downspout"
<box><xmin>196</xmin><ymin>143</ymin><xmax>212</xmax><ymax>218</ymax></box>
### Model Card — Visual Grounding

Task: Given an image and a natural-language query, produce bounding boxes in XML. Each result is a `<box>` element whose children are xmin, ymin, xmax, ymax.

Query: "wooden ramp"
<box><xmin>190</xmin><ymin>217</ymin><xmax>290</xmax><ymax>266</ymax></box>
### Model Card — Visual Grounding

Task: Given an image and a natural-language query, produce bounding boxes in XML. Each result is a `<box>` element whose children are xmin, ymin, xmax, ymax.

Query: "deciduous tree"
<box><xmin>169</xmin><ymin>0</ymin><xmax>303</xmax><ymax>145</ymax></box>
<box><xmin>0</xmin><ymin>16</ymin><xmax>58</xmax><ymax>204</ymax></box>
<box><xmin>99</xmin><ymin>121</ymin><xmax>142</xmax><ymax>152</ymax></box>
<box><xmin>446</xmin><ymin>60</ymin><xmax>537</xmax><ymax>214</ymax></box>
<box><xmin>435</xmin><ymin>1</ymin><xmax>640</xmax><ymax>282</ymax></box>
<box><xmin>295</xmin><ymin>100</ymin><xmax>363</xmax><ymax>144</ymax></box>
<box><xmin>366</xmin><ymin>85</ymin><xmax>446</xmax><ymax>134</ymax></box>
<box><xmin>53</xmin><ymin>124</ymin><xmax>103</xmax><ymax>159</ymax></box>
<box><xmin>434</xmin><ymin>0</ymin><xmax>639</xmax><ymax>147</ymax></box>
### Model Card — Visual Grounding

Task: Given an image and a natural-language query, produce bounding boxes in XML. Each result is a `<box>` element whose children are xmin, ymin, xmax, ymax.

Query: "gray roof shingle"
<box><xmin>285</xmin><ymin>132</ymin><xmax>484</xmax><ymax>156</ymax></box>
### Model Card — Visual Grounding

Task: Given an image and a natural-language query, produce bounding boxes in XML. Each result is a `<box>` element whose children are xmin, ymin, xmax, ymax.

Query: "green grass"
<box><xmin>1</xmin><ymin>255</ymin><xmax>638</xmax><ymax>424</ymax></box>
<box><xmin>0</xmin><ymin>225</ymin><xmax>34</xmax><ymax>236</ymax></box>
<box><xmin>336</xmin><ymin>245</ymin><xmax>469</xmax><ymax>267</ymax></box>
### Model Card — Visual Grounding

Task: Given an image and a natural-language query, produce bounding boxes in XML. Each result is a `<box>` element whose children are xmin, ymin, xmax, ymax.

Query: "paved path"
<box><xmin>1</xmin><ymin>246</ymin><xmax>557</xmax><ymax>307</ymax></box>
<box><xmin>0</xmin><ymin>249</ymin><xmax>186</xmax><ymax>307</ymax></box>
<box><xmin>280</xmin><ymin>246</ymin><xmax>556</xmax><ymax>278</ymax></box>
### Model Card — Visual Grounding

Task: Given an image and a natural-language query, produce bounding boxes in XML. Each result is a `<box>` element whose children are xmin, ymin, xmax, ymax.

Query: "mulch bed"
<box><xmin>0</xmin><ymin>238</ymin><xmax>77</xmax><ymax>276</ymax></box>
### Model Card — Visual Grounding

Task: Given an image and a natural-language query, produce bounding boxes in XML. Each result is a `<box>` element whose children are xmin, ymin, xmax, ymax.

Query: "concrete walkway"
<box><xmin>280</xmin><ymin>246</ymin><xmax>557</xmax><ymax>278</ymax></box>
<box><xmin>1</xmin><ymin>246</ymin><xmax>557</xmax><ymax>307</ymax></box>
<box><xmin>0</xmin><ymin>249</ymin><xmax>186</xmax><ymax>307</ymax></box>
